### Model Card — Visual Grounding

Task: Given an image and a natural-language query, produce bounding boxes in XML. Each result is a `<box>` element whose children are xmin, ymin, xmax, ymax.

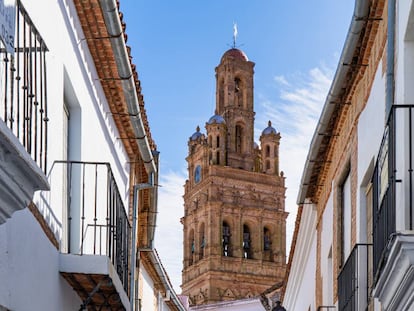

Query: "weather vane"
<box><xmin>233</xmin><ymin>22</ymin><xmax>238</xmax><ymax>48</ymax></box>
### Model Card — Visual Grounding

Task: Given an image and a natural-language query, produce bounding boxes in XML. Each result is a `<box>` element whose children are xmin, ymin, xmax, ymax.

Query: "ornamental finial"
<box><xmin>233</xmin><ymin>22</ymin><xmax>238</xmax><ymax>48</ymax></box>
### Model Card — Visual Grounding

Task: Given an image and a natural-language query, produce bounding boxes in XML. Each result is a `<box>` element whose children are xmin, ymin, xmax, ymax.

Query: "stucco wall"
<box><xmin>283</xmin><ymin>204</ymin><xmax>317</xmax><ymax>310</ymax></box>
<box><xmin>24</xmin><ymin>0</ymin><xmax>131</xmax><ymax>252</ymax></box>
<box><xmin>140</xmin><ymin>266</ymin><xmax>157</xmax><ymax>311</ymax></box>
<box><xmin>0</xmin><ymin>210</ymin><xmax>81</xmax><ymax>310</ymax></box>
<box><xmin>0</xmin><ymin>0</ymin><xmax>133</xmax><ymax>309</ymax></box>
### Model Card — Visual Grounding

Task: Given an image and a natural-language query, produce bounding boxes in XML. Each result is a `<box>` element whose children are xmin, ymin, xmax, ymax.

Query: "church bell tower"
<box><xmin>181</xmin><ymin>48</ymin><xmax>287</xmax><ymax>306</ymax></box>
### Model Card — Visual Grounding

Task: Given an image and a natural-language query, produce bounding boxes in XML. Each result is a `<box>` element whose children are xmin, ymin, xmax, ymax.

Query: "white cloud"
<box><xmin>154</xmin><ymin>63</ymin><xmax>334</xmax><ymax>295</ymax></box>
<box><xmin>154</xmin><ymin>169</ymin><xmax>186</xmax><ymax>293</ymax></box>
<box><xmin>257</xmin><ymin>64</ymin><xmax>333</xmax><ymax>252</ymax></box>
<box><xmin>274</xmin><ymin>75</ymin><xmax>290</xmax><ymax>87</ymax></box>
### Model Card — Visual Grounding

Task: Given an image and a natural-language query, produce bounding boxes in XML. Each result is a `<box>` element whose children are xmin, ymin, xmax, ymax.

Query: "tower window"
<box><xmin>216</xmin><ymin>151</ymin><xmax>220</xmax><ymax>165</ymax></box>
<box><xmin>199</xmin><ymin>223</ymin><xmax>205</xmax><ymax>260</ymax></box>
<box><xmin>264</xmin><ymin>227</ymin><xmax>271</xmax><ymax>251</ymax></box>
<box><xmin>266</xmin><ymin>160</ymin><xmax>270</xmax><ymax>170</ymax></box>
<box><xmin>222</xmin><ymin>222</ymin><xmax>231</xmax><ymax>256</ymax></box>
<box><xmin>191</xmin><ymin>239</ymin><xmax>195</xmax><ymax>254</ymax></box>
<box><xmin>200</xmin><ymin>236</ymin><xmax>205</xmax><ymax>259</ymax></box>
<box><xmin>243</xmin><ymin>224</ymin><xmax>252</xmax><ymax>259</ymax></box>
<box><xmin>216</xmin><ymin>136</ymin><xmax>220</xmax><ymax>148</ymax></box>
<box><xmin>266</xmin><ymin>145</ymin><xmax>270</xmax><ymax>157</ymax></box>
<box><xmin>194</xmin><ymin>165</ymin><xmax>201</xmax><ymax>183</ymax></box>
<box><xmin>235</xmin><ymin>77</ymin><xmax>241</xmax><ymax>93</ymax></box>
<box><xmin>189</xmin><ymin>229</ymin><xmax>195</xmax><ymax>266</ymax></box>
<box><xmin>235</xmin><ymin>125</ymin><xmax>243</xmax><ymax>153</ymax></box>
<box><xmin>234</xmin><ymin>78</ymin><xmax>243</xmax><ymax>108</ymax></box>
<box><xmin>219</xmin><ymin>79</ymin><xmax>224</xmax><ymax>111</ymax></box>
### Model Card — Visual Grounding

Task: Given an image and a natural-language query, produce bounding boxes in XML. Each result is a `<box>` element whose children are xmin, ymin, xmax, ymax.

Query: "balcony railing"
<box><xmin>372</xmin><ymin>105</ymin><xmax>414</xmax><ymax>282</ymax></box>
<box><xmin>338</xmin><ymin>244</ymin><xmax>372</xmax><ymax>311</ymax></box>
<box><xmin>47</xmin><ymin>161</ymin><xmax>131</xmax><ymax>293</ymax></box>
<box><xmin>0</xmin><ymin>1</ymin><xmax>49</xmax><ymax>173</ymax></box>
<box><xmin>372</xmin><ymin>181</ymin><xmax>394</xmax><ymax>278</ymax></box>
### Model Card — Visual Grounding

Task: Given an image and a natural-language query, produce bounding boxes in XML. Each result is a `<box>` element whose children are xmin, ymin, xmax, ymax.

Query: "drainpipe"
<box><xmin>130</xmin><ymin>182</ymin><xmax>156</xmax><ymax>310</ymax></box>
<box><xmin>98</xmin><ymin>1</ymin><xmax>160</xmax><ymax>309</ymax></box>
<box><xmin>386</xmin><ymin>0</ymin><xmax>398</xmax><ymax>232</ymax></box>
<box><xmin>386</xmin><ymin>0</ymin><xmax>396</xmax><ymax>117</ymax></box>
<box><xmin>296</xmin><ymin>0</ymin><xmax>370</xmax><ymax>205</ymax></box>
<box><xmin>99</xmin><ymin>0</ymin><xmax>157</xmax><ymax>175</ymax></box>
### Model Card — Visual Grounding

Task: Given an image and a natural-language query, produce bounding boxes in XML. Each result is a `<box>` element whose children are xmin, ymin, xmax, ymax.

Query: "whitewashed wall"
<box><xmin>28</xmin><ymin>0</ymin><xmax>132</xmax><ymax>254</ymax></box>
<box><xmin>357</xmin><ymin>61</ymin><xmax>386</xmax><ymax>243</ymax></box>
<box><xmin>140</xmin><ymin>266</ymin><xmax>160</xmax><ymax>311</ymax></box>
<box><xmin>283</xmin><ymin>203</ymin><xmax>317</xmax><ymax>311</ymax></box>
<box><xmin>0</xmin><ymin>0</ymin><xmax>133</xmax><ymax>309</ymax></box>
<box><xmin>320</xmin><ymin>194</ymin><xmax>334</xmax><ymax>306</ymax></box>
<box><xmin>0</xmin><ymin>210</ymin><xmax>81</xmax><ymax>310</ymax></box>
<box><xmin>395</xmin><ymin>0</ymin><xmax>414</xmax><ymax>231</ymax></box>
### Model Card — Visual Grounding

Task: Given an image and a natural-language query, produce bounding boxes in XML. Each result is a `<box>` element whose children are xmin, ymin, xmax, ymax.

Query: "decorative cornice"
<box><xmin>373</xmin><ymin>233</ymin><xmax>414</xmax><ymax>310</ymax></box>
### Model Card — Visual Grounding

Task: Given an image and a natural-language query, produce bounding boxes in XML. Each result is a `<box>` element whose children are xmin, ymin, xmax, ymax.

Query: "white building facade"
<box><xmin>0</xmin><ymin>0</ymin><xmax>184</xmax><ymax>310</ymax></box>
<box><xmin>284</xmin><ymin>0</ymin><xmax>414</xmax><ymax>310</ymax></box>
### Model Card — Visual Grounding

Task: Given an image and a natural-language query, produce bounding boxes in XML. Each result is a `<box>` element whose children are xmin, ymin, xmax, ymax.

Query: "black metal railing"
<box><xmin>51</xmin><ymin>161</ymin><xmax>130</xmax><ymax>293</ymax></box>
<box><xmin>0</xmin><ymin>1</ymin><xmax>49</xmax><ymax>173</ymax></box>
<box><xmin>338</xmin><ymin>244</ymin><xmax>372</xmax><ymax>311</ymax></box>
<box><xmin>372</xmin><ymin>105</ymin><xmax>414</xmax><ymax>282</ymax></box>
<box><xmin>372</xmin><ymin>181</ymin><xmax>394</xmax><ymax>278</ymax></box>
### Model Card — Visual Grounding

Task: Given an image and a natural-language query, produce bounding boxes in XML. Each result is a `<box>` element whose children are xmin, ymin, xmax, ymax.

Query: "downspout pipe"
<box><xmin>147</xmin><ymin>150</ymin><xmax>160</xmax><ymax>247</ymax></box>
<box><xmin>297</xmin><ymin>0</ymin><xmax>370</xmax><ymax>204</ymax></box>
<box><xmin>386</xmin><ymin>0</ymin><xmax>395</xmax><ymax>117</ymax></box>
<box><xmin>99</xmin><ymin>0</ymin><xmax>156</xmax><ymax>175</ymax></box>
<box><xmin>130</xmin><ymin>182</ymin><xmax>157</xmax><ymax>310</ymax></box>
<box><xmin>130</xmin><ymin>185</ymin><xmax>139</xmax><ymax>310</ymax></box>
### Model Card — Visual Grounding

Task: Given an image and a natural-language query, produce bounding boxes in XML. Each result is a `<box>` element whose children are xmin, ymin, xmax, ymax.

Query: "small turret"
<box><xmin>206</xmin><ymin>112</ymin><xmax>227</xmax><ymax>166</ymax></box>
<box><xmin>260</xmin><ymin>121</ymin><xmax>281</xmax><ymax>175</ymax></box>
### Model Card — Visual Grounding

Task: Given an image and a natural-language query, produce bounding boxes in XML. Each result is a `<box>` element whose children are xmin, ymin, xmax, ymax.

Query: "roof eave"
<box><xmin>297</xmin><ymin>0</ymin><xmax>370</xmax><ymax>205</ymax></box>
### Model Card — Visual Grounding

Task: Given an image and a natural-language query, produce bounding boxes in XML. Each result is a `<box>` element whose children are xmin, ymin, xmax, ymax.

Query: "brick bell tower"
<box><xmin>181</xmin><ymin>48</ymin><xmax>287</xmax><ymax>306</ymax></box>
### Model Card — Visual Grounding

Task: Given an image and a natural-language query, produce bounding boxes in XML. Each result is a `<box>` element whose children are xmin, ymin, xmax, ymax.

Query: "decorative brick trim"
<box><xmin>28</xmin><ymin>201</ymin><xmax>59</xmax><ymax>250</ymax></box>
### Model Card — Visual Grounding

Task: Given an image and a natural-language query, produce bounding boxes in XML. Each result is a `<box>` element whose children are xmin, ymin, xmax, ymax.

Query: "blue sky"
<box><xmin>121</xmin><ymin>1</ymin><xmax>354</xmax><ymax>293</ymax></box>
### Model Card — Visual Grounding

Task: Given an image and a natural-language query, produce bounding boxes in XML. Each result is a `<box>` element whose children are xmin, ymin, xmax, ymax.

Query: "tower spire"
<box><xmin>233</xmin><ymin>22</ymin><xmax>238</xmax><ymax>48</ymax></box>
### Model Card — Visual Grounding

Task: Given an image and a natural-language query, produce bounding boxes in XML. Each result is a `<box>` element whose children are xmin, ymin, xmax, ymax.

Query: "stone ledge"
<box><xmin>373</xmin><ymin>233</ymin><xmax>414</xmax><ymax>310</ymax></box>
<box><xmin>0</xmin><ymin>119</ymin><xmax>49</xmax><ymax>224</ymax></box>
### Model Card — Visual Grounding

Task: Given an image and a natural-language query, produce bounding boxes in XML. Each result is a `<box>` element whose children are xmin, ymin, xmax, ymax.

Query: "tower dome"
<box><xmin>207</xmin><ymin>114</ymin><xmax>226</xmax><ymax>125</ymax></box>
<box><xmin>262</xmin><ymin>121</ymin><xmax>277</xmax><ymax>135</ymax></box>
<box><xmin>220</xmin><ymin>48</ymin><xmax>249</xmax><ymax>62</ymax></box>
<box><xmin>190</xmin><ymin>126</ymin><xmax>203</xmax><ymax>141</ymax></box>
